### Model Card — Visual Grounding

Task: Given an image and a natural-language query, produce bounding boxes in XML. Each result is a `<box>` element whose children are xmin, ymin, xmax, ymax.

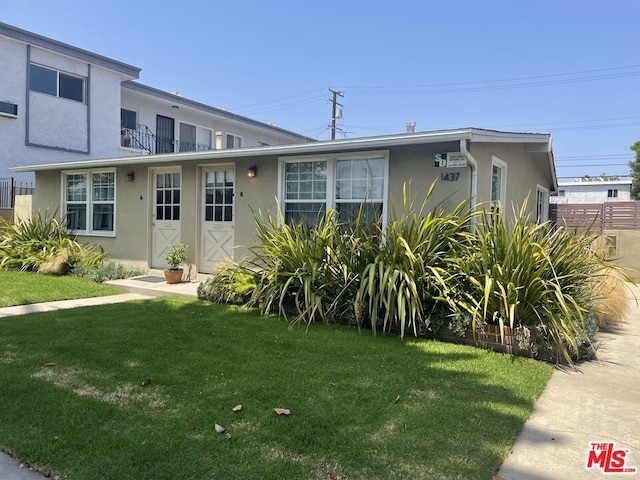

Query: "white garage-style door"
<box><xmin>199</xmin><ymin>167</ymin><xmax>235</xmax><ymax>273</ymax></box>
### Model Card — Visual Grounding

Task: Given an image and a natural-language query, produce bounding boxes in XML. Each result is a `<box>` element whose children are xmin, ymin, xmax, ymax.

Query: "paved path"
<box><xmin>497</xmin><ymin>284</ymin><xmax>640</xmax><ymax>479</ymax></box>
<box><xmin>0</xmin><ymin>293</ymin><xmax>152</xmax><ymax>318</ymax></box>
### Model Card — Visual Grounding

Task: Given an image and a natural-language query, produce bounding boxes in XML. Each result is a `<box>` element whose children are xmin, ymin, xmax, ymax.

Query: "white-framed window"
<box><xmin>536</xmin><ymin>185</ymin><xmax>549</xmax><ymax>222</ymax></box>
<box><xmin>226</xmin><ymin>133</ymin><xmax>242</xmax><ymax>149</ymax></box>
<box><xmin>29</xmin><ymin>64</ymin><xmax>85</xmax><ymax>103</ymax></box>
<box><xmin>491</xmin><ymin>156</ymin><xmax>507</xmax><ymax>211</ymax></box>
<box><xmin>607</xmin><ymin>189</ymin><xmax>618</xmax><ymax>198</ymax></box>
<box><xmin>63</xmin><ymin>170</ymin><xmax>115</xmax><ymax>235</ymax></box>
<box><xmin>179</xmin><ymin>122</ymin><xmax>213</xmax><ymax>152</ymax></box>
<box><xmin>280</xmin><ymin>152</ymin><xmax>388</xmax><ymax>226</ymax></box>
<box><xmin>284</xmin><ymin>160</ymin><xmax>328</xmax><ymax>225</ymax></box>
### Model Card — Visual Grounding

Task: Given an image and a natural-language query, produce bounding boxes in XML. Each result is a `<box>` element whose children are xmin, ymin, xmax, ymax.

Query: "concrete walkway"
<box><xmin>1</xmin><ymin>280</ymin><xmax>638</xmax><ymax>479</ymax></box>
<box><xmin>497</xmin><ymin>284</ymin><xmax>640</xmax><ymax>479</ymax></box>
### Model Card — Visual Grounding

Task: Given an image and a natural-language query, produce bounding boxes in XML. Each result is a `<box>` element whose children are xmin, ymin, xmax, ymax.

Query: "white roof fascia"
<box><xmin>558</xmin><ymin>180</ymin><xmax>632</xmax><ymax>186</ymax></box>
<box><xmin>12</xmin><ymin>128</ymin><xmax>556</xmax><ymax>173</ymax></box>
<box><xmin>0</xmin><ymin>22</ymin><xmax>141</xmax><ymax>80</ymax></box>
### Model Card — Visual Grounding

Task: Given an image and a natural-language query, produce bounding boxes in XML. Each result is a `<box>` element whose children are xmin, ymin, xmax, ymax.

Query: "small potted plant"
<box><xmin>163</xmin><ymin>242</ymin><xmax>188</xmax><ymax>284</ymax></box>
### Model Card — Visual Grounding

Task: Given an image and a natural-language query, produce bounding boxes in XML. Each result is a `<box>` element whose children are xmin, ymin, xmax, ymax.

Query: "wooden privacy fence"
<box><xmin>550</xmin><ymin>202</ymin><xmax>640</xmax><ymax>233</ymax></box>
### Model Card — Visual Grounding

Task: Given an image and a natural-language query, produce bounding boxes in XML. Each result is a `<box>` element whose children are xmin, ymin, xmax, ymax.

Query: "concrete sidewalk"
<box><xmin>497</xmin><ymin>284</ymin><xmax>640</xmax><ymax>479</ymax></box>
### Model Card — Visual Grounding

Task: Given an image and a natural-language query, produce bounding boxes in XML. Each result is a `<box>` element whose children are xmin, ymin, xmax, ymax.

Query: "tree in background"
<box><xmin>629</xmin><ymin>141</ymin><xmax>640</xmax><ymax>199</ymax></box>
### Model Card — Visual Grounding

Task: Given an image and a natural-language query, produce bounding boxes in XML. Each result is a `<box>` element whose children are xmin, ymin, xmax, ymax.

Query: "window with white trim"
<box><xmin>284</xmin><ymin>160</ymin><xmax>327</xmax><ymax>225</ymax></box>
<box><xmin>607</xmin><ymin>189</ymin><xmax>618</xmax><ymax>198</ymax></box>
<box><xmin>179</xmin><ymin>122</ymin><xmax>213</xmax><ymax>152</ymax></box>
<box><xmin>226</xmin><ymin>133</ymin><xmax>242</xmax><ymax>149</ymax></box>
<box><xmin>335</xmin><ymin>157</ymin><xmax>384</xmax><ymax>222</ymax></box>
<box><xmin>282</xmin><ymin>154</ymin><xmax>387</xmax><ymax>226</ymax></box>
<box><xmin>64</xmin><ymin>171</ymin><xmax>115</xmax><ymax>234</ymax></box>
<box><xmin>30</xmin><ymin>64</ymin><xmax>85</xmax><ymax>103</ymax></box>
<box><xmin>491</xmin><ymin>157</ymin><xmax>507</xmax><ymax>211</ymax></box>
<box><xmin>536</xmin><ymin>185</ymin><xmax>549</xmax><ymax>222</ymax></box>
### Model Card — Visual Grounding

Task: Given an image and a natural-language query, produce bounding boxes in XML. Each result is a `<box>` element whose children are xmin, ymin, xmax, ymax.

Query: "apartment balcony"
<box><xmin>121</xmin><ymin>126</ymin><xmax>214</xmax><ymax>155</ymax></box>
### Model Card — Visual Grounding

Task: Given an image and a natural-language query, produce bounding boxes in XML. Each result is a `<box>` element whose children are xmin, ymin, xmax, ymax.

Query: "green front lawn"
<box><xmin>0</xmin><ymin>269</ymin><xmax>122</xmax><ymax>307</ymax></box>
<box><xmin>0</xmin><ymin>297</ymin><xmax>552</xmax><ymax>479</ymax></box>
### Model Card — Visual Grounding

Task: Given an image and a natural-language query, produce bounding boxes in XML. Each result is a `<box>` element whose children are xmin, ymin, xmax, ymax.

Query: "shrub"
<box><xmin>198</xmin><ymin>263</ymin><xmax>256</xmax><ymax>305</ymax></box>
<box><xmin>245</xmin><ymin>206</ymin><xmax>373</xmax><ymax>325</ymax></box>
<box><xmin>354</xmin><ymin>183</ymin><xmax>474</xmax><ymax>337</ymax></box>
<box><xmin>0</xmin><ymin>210</ymin><xmax>105</xmax><ymax>272</ymax></box>
<box><xmin>448</xmin><ymin>201</ymin><xmax>625</xmax><ymax>363</ymax></box>
<box><xmin>72</xmin><ymin>261</ymin><xmax>145</xmax><ymax>283</ymax></box>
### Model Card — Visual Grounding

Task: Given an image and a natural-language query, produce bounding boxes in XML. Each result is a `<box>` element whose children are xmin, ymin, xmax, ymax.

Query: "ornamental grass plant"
<box><xmin>447</xmin><ymin>201</ymin><xmax>629</xmax><ymax>363</ymax></box>
<box><xmin>0</xmin><ymin>209</ymin><xmax>105</xmax><ymax>273</ymax></box>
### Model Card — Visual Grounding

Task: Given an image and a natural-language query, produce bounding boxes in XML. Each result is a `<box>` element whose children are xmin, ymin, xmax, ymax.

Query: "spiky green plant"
<box><xmin>355</xmin><ymin>182</ymin><xmax>474</xmax><ymax>337</ymax></box>
<box><xmin>448</xmin><ymin>200</ymin><xmax>622</xmax><ymax>363</ymax></box>
<box><xmin>245</xmin><ymin>205</ymin><xmax>376</xmax><ymax>325</ymax></box>
<box><xmin>0</xmin><ymin>209</ymin><xmax>105</xmax><ymax>272</ymax></box>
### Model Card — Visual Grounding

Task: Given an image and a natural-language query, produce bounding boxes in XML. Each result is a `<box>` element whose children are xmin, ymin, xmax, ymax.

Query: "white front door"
<box><xmin>200</xmin><ymin>167</ymin><xmax>234</xmax><ymax>273</ymax></box>
<box><xmin>151</xmin><ymin>168</ymin><xmax>182</xmax><ymax>268</ymax></box>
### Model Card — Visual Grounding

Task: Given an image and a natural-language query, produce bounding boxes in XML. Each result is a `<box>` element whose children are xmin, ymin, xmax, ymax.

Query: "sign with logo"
<box><xmin>586</xmin><ymin>442</ymin><xmax>637</xmax><ymax>474</ymax></box>
<box><xmin>434</xmin><ymin>152</ymin><xmax>467</xmax><ymax>168</ymax></box>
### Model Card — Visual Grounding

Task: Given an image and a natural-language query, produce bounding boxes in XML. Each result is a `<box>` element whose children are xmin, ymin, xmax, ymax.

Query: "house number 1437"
<box><xmin>440</xmin><ymin>172</ymin><xmax>460</xmax><ymax>181</ymax></box>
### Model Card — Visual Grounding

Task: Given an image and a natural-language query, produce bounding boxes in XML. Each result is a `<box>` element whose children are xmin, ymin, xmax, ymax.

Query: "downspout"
<box><xmin>460</xmin><ymin>138</ymin><xmax>478</xmax><ymax>231</ymax></box>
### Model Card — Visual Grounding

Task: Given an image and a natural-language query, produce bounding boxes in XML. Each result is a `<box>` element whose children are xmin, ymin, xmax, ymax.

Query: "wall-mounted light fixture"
<box><xmin>125</xmin><ymin>171</ymin><xmax>135</xmax><ymax>182</ymax></box>
<box><xmin>247</xmin><ymin>166</ymin><xmax>257</xmax><ymax>178</ymax></box>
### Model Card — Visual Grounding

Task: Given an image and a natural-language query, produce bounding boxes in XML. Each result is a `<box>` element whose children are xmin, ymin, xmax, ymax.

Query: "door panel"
<box><xmin>151</xmin><ymin>169</ymin><xmax>181</xmax><ymax>268</ymax></box>
<box><xmin>200</xmin><ymin>167</ymin><xmax>234</xmax><ymax>273</ymax></box>
<box><xmin>156</xmin><ymin>115</ymin><xmax>175</xmax><ymax>154</ymax></box>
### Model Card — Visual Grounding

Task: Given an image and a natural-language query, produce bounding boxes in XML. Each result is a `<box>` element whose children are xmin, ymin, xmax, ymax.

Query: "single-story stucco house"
<box><xmin>12</xmin><ymin>127</ymin><xmax>557</xmax><ymax>274</ymax></box>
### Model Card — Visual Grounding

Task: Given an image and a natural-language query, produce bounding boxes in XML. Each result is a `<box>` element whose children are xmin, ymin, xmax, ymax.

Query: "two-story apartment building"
<box><xmin>0</xmin><ymin>22</ymin><xmax>313</xmax><ymax>184</ymax></box>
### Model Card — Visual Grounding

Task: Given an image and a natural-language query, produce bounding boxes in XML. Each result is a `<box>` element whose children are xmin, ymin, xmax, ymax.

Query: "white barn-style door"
<box><xmin>199</xmin><ymin>167</ymin><xmax>235</xmax><ymax>273</ymax></box>
<box><xmin>151</xmin><ymin>168</ymin><xmax>182</xmax><ymax>269</ymax></box>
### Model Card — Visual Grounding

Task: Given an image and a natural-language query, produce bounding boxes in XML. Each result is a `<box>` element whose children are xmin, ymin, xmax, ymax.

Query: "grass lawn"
<box><xmin>0</xmin><ymin>269</ymin><xmax>122</xmax><ymax>307</ymax></box>
<box><xmin>0</xmin><ymin>297</ymin><xmax>553</xmax><ymax>479</ymax></box>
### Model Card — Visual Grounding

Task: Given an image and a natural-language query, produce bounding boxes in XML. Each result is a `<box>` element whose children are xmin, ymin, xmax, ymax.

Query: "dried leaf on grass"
<box><xmin>273</xmin><ymin>408</ymin><xmax>290</xmax><ymax>415</ymax></box>
<box><xmin>45</xmin><ymin>362</ymin><xmax>56</xmax><ymax>367</ymax></box>
<box><xmin>214</xmin><ymin>423</ymin><xmax>225</xmax><ymax>433</ymax></box>
<box><xmin>232</xmin><ymin>404</ymin><xmax>242</xmax><ymax>412</ymax></box>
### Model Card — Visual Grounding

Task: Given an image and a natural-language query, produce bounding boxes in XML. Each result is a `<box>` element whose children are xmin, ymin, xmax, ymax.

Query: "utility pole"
<box><xmin>329</xmin><ymin>88</ymin><xmax>344</xmax><ymax>140</ymax></box>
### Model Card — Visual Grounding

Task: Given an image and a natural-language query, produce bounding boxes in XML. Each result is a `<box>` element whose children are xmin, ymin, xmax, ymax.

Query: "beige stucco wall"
<box><xmin>31</xmin><ymin>138</ymin><xmax>553</xmax><ymax>273</ymax></box>
<box><xmin>604</xmin><ymin>230</ymin><xmax>640</xmax><ymax>279</ymax></box>
<box><xmin>470</xmin><ymin>142</ymin><xmax>554</xmax><ymax>216</ymax></box>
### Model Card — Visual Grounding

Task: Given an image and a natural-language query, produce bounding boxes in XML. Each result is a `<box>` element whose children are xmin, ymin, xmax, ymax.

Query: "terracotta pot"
<box><xmin>164</xmin><ymin>268</ymin><xmax>184</xmax><ymax>284</ymax></box>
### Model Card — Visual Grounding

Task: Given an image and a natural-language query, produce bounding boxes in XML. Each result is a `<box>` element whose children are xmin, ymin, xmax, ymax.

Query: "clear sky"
<box><xmin>3</xmin><ymin>0</ymin><xmax>639</xmax><ymax>181</ymax></box>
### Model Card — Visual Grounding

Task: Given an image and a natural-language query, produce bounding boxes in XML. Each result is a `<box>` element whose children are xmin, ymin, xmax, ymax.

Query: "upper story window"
<box><xmin>607</xmin><ymin>189</ymin><xmax>618</xmax><ymax>198</ymax></box>
<box><xmin>64</xmin><ymin>171</ymin><xmax>115</xmax><ymax>235</ymax></box>
<box><xmin>30</xmin><ymin>64</ymin><xmax>85</xmax><ymax>103</ymax></box>
<box><xmin>226</xmin><ymin>133</ymin><xmax>242</xmax><ymax>149</ymax></box>
<box><xmin>121</xmin><ymin>109</ymin><xmax>137</xmax><ymax>130</ymax></box>
<box><xmin>179</xmin><ymin>122</ymin><xmax>213</xmax><ymax>152</ymax></box>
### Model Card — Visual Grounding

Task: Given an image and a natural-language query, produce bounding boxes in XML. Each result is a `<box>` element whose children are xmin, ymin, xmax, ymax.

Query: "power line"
<box><xmin>338</xmin><ymin>65</ymin><xmax>640</xmax><ymax>96</ymax></box>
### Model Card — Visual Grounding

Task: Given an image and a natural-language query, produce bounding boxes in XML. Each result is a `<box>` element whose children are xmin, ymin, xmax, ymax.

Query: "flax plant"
<box><xmin>245</xmin><ymin>205</ymin><xmax>377</xmax><ymax>325</ymax></box>
<box><xmin>355</xmin><ymin>182</ymin><xmax>474</xmax><ymax>337</ymax></box>
<box><xmin>0</xmin><ymin>209</ymin><xmax>105</xmax><ymax>272</ymax></box>
<box><xmin>449</xmin><ymin>201</ymin><xmax>618</xmax><ymax>363</ymax></box>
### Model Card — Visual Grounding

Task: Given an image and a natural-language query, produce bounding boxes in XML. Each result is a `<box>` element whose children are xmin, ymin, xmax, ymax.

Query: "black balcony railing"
<box><xmin>121</xmin><ymin>125</ymin><xmax>214</xmax><ymax>154</ymax></box>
